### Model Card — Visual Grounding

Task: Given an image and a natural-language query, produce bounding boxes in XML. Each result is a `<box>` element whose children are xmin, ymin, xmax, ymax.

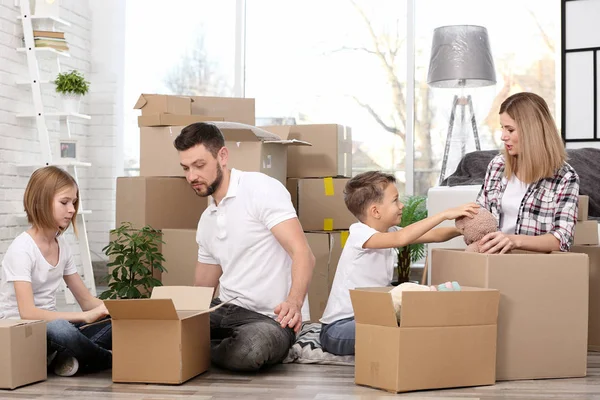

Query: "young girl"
<box><xmin>0</xmin><ymin>166</ymin><xmax>112</xmax><ymax>377</ymax></box>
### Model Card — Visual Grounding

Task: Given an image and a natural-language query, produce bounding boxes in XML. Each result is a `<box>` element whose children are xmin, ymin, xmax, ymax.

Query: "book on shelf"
<box><xmin>33</xmin><ymin>30</ymin><xmax>65</xmax><ymax>39</ymax></box>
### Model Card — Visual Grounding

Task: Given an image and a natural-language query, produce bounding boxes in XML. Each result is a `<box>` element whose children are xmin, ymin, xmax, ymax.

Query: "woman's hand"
<box><xmin>479</xmin><ymin>231</ymin><xmax>516</xmax><ymax>254</ymax></box>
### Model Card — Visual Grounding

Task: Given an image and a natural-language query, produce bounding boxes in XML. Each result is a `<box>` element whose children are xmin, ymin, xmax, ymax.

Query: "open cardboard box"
<box><xmin>104</xmin><ymin>286</ymin><xmax>223</xmax><ymax>384</ymax></box>
<box><xmin>350</xmin><ymin>286</ymin><xmax>500</xmax><ymax>393</ymax></box>
<box><xmin>431</xmin><ymin>248</ymin><xmax>589</xmax><ymax>381</ymax></box>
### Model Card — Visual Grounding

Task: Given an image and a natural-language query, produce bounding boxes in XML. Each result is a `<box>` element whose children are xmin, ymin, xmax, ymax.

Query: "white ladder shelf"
<box><xmin>15</xmin><ymin>0</ymin><xmax>97</xmax><ymax>303</ymax></box>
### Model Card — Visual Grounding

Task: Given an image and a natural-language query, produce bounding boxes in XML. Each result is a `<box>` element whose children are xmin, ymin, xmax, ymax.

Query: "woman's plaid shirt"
<box><xmin>476</xmin><ymin>154</ymin><xmax>580</xmax><ymax>251</ymax></box>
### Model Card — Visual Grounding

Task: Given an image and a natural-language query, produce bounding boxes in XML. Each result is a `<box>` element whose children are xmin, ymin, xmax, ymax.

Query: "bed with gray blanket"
<box><xmin>441</xmin><ymin>148</ymin><xmax>600</xmax><ymax>219</ymax></box>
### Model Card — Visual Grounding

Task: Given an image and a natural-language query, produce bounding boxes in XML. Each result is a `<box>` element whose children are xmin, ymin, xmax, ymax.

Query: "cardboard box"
<box><xmin>0</xmin><ymin>320</ymin><xmax>46</xmax><ymax>389</ymax></box>
<box><xmin>287</xmin><ymin>178</ymin><xmax>357</xmax><ymax>231</ymax></box>
<box><xmin>116</xmin><ymin>177</ymin><xmax>207</xmax><ymax>230</ymax></box>
<box><xmin>139</xmin><ymin>122</ymin><xmax>310</xmax><ymax>185</ymax></box>
<box><xmin>138</xmin><ymin>114</ymin><xmax>223</xmax><ymax>127</ymax></box>
<box><xmin>134</xmin><ymin>94</ymin><xmax>192</xmax><ymax>116</ymax></box>
<box><xmin>104</xmin><ymin>286</ymin><xmax>220</xmax><ymax>384</ymax></box>
<box><xmin>350</xmin><ymin>287</ymin><xmax>499</xmax><ymax>393</ymax></box>
<box><xmin>304</xmin><ymin>231</ymin><xmax>347</xmax><ymax>321</ymax></box>
<box><xmin>431</xmin><ymin>249</ymin><xmax>589</xmax><ymax>381</ymax></box>
<box><xmin>191</xmin><ymin>96</ymin><xmax>255</xmax><ymax>125</ymax></box>
<box><xmin>579</xmin><ymin>195</ymin><xmax>590</xmax><ymax>221</ymax></box>
<box><xmin>571</xmin><ymin>245</ymin><xmax>600</xmax><ymax>351</ymax></box>
<box><xmin>575</xmin><ymin>220</ymin><xmax>599</xmax><ymax>245</ymax></box>
<box><xmin>161</xmin><ymin>229</ymin><xmax>197</xmax><ymax>287</ymax></box>
<box><xmin>263</xmin><ymin>124</ymin><xmax>352</xmax><ymax>178</ymax></box>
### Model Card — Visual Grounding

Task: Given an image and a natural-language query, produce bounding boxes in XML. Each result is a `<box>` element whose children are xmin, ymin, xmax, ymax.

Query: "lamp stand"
<box><xmin>438</xmin><ymin>94</ymin><xmax>481</xmax><ymax>185</ymax></box>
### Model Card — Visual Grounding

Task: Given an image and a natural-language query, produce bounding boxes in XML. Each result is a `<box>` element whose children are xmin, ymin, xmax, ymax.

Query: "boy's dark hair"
<box><xmin>344</xmin><ymin>171</ymin><xmax>396</xmax><ymax>219</ymax></box>
<box><xmin>173</xmin><ymin>122</ymin><xmax>225</xmax><ymax>157</ymax></box>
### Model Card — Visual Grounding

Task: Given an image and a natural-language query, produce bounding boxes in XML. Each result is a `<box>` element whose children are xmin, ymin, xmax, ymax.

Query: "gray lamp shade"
<box><xmin>427</xmin><ymin>25</ymin><xmax>496</xmax><ymax>88</ymax></box>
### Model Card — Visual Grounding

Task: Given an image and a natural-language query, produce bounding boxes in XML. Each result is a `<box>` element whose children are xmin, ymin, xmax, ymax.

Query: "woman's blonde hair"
<box><xmin>499</xmin><ymin>92</ymin><xmax>566</xmax><ymax>183</ymax></box>
<box><xmin>23</xmin><ymin>166</ymin><xmax>79</xmax><ymax>235</ymax></box>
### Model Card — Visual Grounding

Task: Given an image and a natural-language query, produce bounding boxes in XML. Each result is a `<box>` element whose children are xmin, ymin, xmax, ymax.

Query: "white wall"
<box><xmin>0</xmin><ymin>0</ymin><xmax>125</xmax><ymax>269</ymax></box>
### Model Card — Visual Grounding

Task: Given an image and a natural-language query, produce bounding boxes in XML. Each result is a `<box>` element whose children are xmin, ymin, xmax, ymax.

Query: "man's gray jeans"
<box><xmin>210</xmin><ymin>298</ymin><xmax>296</xmax><ymax>371</ymax></box>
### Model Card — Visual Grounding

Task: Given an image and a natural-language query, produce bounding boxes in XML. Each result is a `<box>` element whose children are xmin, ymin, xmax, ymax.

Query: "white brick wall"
<box><xmin>0</xmin><ymin>1</ymin><xmax>125</xmax><ymax>275</ymax></box>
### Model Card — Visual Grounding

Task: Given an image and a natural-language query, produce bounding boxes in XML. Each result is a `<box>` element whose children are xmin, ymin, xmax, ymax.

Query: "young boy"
<box><xmin>319</xmin><ymin>171</ymin><xmax>479</xmax><ymax>356</ymax></box>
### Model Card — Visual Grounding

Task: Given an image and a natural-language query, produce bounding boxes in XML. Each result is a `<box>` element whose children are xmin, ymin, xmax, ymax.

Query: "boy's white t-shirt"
<box><xmin>320</xmin><ymin>222</ymin><xmax>400</xmax><ymax>324</ymax></box>
<box><xmin>0</xmin><ymin>232</ymin><xmax>78</xmax><ymax>319</ymax></box>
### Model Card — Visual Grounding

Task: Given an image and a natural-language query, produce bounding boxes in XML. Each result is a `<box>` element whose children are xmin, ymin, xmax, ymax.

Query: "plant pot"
<box><xmin>61</xmin><ymin>94</ymin><xmax>81</xmax><ymax>113</ymax></box>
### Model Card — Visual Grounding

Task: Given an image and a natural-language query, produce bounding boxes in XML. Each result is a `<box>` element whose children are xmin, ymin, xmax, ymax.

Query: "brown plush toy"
<box><xmin>455</xmin><ymin>207</ymin><xmax>498</xmax><ymax>253</ymax></box>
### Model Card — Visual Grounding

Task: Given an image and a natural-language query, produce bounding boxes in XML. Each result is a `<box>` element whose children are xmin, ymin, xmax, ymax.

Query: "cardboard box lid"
<box><xmin>133</xmin><ymin>93</ymin><xmax>193</xmax><ymax>110</ymax></box>
<box><xmin>104</xmin><ymin>286</ymin><xmax>217</xmax><ymax>321</ymax></box>
<box><xmin>0</xmin><ymin>319</ymin><xmax>43</xmax><ymax>328</ymax></box>
<box><xmin>214</xmin><ymin>122</ymin><xmax>311</xmax><ymax>146</ymax></box>
<box><xmin>350</xmin><ymin>287</ymin><xmax>499</xmax><ymax>328</ymax></box>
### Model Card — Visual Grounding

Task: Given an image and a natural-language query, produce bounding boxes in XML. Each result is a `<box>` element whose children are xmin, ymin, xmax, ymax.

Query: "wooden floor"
<box><xmin>3</xmin><ymin>352</ymin><xmax>600</xmax><ymax>399</ymax></box>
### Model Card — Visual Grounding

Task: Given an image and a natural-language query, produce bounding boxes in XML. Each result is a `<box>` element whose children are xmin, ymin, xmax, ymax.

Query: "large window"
<box><xmin>246</xmin><ymin>0</ymin><xmax>409</xmax><ymax>190</ymax></box>
<box><xmin>124</xmin><ymin>0</ymin><xmax>236</xmax><ymax>175</ymax></box>
<box><xmin>123</xmin><ymin>0</ymin><xmax>560</xmax><ymax>193</ymax></box>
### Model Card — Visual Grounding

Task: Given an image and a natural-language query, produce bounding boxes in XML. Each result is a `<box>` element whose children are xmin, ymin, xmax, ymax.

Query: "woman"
<box><xmin>477</xmin><ymin>92</ymin><xmax>579</xmax><ymax>254</ymax></box>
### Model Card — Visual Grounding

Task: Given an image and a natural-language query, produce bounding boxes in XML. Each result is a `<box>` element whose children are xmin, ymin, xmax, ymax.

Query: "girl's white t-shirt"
<box><xmin>0</xmin><ymin>232</ymin><xmax>78</xmax><ymax>319</ymax></box>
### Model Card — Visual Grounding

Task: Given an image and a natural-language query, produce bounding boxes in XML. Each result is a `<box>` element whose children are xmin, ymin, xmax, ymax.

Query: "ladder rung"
<box><xmin>16</xmin><ymin>160</ymin><xmax>92</xmax><ymax>168</ymax></box>
<box><xmin>17</xmin><ymin>15</ymin><xmax>71</xmax><ymax>27</ymax></box>
<box><xmin>16</xmin><ymin>112</ymin><xmax>91</xmax><ymax>120</ymax></box>
<box><xmin>16</xmin><ymin>210</ymin><xmax>92</xmax><ymax>219</ymax></box>
<box><xmin>16</xmin><ymin>47</ymin><xmax>70</xmax><ymax>57</ymax></box>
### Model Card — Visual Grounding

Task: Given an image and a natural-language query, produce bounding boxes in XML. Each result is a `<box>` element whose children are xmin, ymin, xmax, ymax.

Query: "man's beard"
<box><xmin>192</xmin><ymin>164</ymin><xmax>223</xmax><ymax>197</ymax></box>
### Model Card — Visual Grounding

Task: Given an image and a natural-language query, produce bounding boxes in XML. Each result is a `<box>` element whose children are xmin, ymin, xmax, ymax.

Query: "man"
<box><xmin>174</xmin><ymin>122</ymin><xmax>315</xmax><ymax>371</ymax></box>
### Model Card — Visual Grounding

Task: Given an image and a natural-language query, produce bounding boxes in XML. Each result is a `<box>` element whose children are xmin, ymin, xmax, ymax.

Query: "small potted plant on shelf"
<box><xmin>99</xmin><ymin>222</ymin><xmax>167</xmax><ymax>300</ymax></box>
<box><xmin>394</xmin><ymin>195</ymin><xmax>427</xmax><ymax>285</ymax></box>
<box><xmin>54</xmin><ymin>70</ymin><xmax>90</xmax><ymax>113</ymax></box>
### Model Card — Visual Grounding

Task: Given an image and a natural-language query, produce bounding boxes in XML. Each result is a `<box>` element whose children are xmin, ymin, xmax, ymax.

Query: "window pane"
<box><xmin>414</xmin><ymin>0</ymin><xmax>560</xmax><ymax>194</ymax></box>
<box><xmin>124</xmin><ymin>0</ymin><xmax>236</xmax><ymax>175</ymax></box>
<box><xmin>246</xmin><ymin>0</ymin><xmax>408</xmax><ymax>190</ymax></box>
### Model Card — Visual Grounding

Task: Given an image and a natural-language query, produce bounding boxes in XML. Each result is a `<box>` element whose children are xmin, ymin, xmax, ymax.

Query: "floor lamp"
<box><xmin>427</xmin><ymin>25</ymin><xmax>497</xmax><ymax>185</ymax></box>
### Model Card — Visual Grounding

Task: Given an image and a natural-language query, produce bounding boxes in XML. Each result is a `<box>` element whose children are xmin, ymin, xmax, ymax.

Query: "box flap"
<box><xmin>151</xmin><ymin>286</ymin><xmax>214</xmax><ymax>310</ymax></box>
<box><xmin>213</xmin><ymin>121</ymin><xmax>281</xmax><ymax>141</ymax></box>
<box><xmin>0</xmin><ymin>319</ymin><xmax>43</xmax><ymax>328</ymax></box>
<box><xmin>263</xmin><ymin>139</ymin><xmax>312</xmax><ymax>146</ymax></box>
<box><xmin>133</xmin><ymin>94</ymin><xmax>149</xmax><ymax>110</ymax></box>
<box><xmin>399</xmin><ymin>287</ymin><xmax>500</xmax><ymax>327</ymax></box>
<box><xmin>350</xmin><ymin>287</ymin><xmax>398</xmax><ymax>327</ymax></box>
<box><xmin>104</xmin><ymin>298</ymin><xmax>179</xmax><ymax>320</ymax></box>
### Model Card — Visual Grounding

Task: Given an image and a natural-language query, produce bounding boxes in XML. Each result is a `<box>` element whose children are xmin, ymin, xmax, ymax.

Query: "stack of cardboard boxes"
<box><xmin>570</xmin><ymin>196</ymin><xmax>600</xmax><ymax>351</ymax></box>
<box><xmin>262</xmin><ymin>124</ymin><xmax>356</xmax><ymax>322</ymax></box>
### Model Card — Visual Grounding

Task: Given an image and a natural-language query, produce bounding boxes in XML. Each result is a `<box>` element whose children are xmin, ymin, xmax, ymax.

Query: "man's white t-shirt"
<box><xmin>320</xmin><ymin>222</ymin><xmax>399</xmax><ymax>324</ymax></box>
<box><xmin>0</xmin><ymin>232</ymin><xmax>78</xmax><ymax>319</ymax></box>
<box><xmin>500</xmin><ymin>175</ymin><xmax>529</xmax><ymax>234</ymax></box>
<box><xmin>196</xmin><ymin>168</ymin><xmax>310</xmax><ymax>320</ymax></box>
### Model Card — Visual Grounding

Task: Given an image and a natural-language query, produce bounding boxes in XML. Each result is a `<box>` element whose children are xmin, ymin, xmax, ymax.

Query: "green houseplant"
<box><xmin>54</xmin><ymin>70</ymin><xmax>90</xmax><ymax>113</ymax></box>
<box><xmin>395</xmin><ymin>195</ymin><xmax>427</xmax><ymax>284</ymax></box>
<box><xmin>99</xmin><ymin>222</ymin><xmax>166</xmax><ymax>300</ymax></box>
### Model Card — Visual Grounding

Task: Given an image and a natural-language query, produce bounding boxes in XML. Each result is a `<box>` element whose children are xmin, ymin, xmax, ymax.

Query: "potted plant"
<box><xmin>395</xmin><ymin>195</ymin><xmax>427</xmax><ymax>285</ymax></box>
<box><xmin>99</xmin><ymin>222</ymin><xmax>167</xmax><ymax>300</ymax></box>
<box><xmin>53</xmin><ymin>70</ymin><xmax>90</xmax><ymax>113</ymax></box>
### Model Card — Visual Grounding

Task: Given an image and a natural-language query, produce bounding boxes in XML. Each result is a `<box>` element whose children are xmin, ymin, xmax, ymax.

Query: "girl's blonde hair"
<box><xmin>23</xmin><ymin>166</ymin><xmax>79</xmax><ymax>235</ymax></box>
<box><xmin>499</xmin><ymin>92</ymin><xmax>566</xmax><ymax>183</ymax></box>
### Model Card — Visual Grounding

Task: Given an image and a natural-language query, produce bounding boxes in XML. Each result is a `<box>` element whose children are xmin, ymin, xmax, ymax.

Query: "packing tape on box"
<box><xmin>324</xmin><ymin>218</ymin><xmax>333</xmax><ymax>231</ymax></box>
<box><xmin>25</xmin><ymin>326</ymin><xmax>32</xmax><ymax>338</ymax></box>
<box><xmin>340</xmin><ymin>231</ymin><xmax>349</xmax><ymax>248</ymax></box>
<box><xmin>323</xmin><ymin>177</ymin><xmax>334</xmax><ymax>196</ymax></box>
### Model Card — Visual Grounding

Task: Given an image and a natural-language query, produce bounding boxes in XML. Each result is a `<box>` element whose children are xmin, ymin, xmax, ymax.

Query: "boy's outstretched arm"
<box><xmin>363</xmin><ymin>203</ymin><xmax>478</xmax><ymax>249</ymax></box>
<box><xmin>412</xmin><ymin>227</ymin><xmax>462</xmax><ymax>244</ymax></box>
